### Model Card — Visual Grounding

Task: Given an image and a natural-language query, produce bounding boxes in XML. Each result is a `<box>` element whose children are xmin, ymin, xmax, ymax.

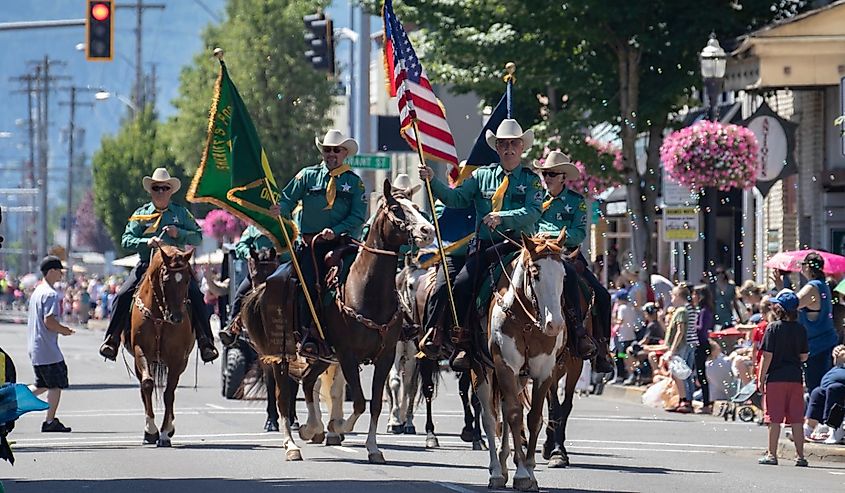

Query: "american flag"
<box><xmin>382</xmin><ymin>0</ymin><xmax>459</xmax><ymax>174</ymax></box>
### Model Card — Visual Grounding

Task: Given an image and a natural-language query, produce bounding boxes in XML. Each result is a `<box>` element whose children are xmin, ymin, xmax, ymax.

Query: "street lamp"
<box><xmin>95</xmin><ymin>90</ymin><xmax>138</xmax><ymax>112</ymax></box>
<box><xmin>699</xmin><ymin>33</ymin><xmax>727</xmax><ymax>282</ymax></box>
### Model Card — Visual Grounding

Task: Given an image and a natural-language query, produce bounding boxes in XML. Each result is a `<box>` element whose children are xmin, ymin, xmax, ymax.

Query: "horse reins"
<box><xmin>134</xmin><ymin>249</ymin><xmax>191</xmax><ymax>327</ymax></box>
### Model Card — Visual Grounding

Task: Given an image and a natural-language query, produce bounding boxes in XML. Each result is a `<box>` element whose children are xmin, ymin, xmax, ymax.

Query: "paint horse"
<box><xmin>474</xmin><ymin>231</ymin><xmax>570</xmax><ymax>491</ymax></box>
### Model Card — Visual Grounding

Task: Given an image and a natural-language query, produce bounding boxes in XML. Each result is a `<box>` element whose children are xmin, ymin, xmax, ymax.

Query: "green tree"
<box><xmin>91</xmin><ymin>106</ymin><xmax>188</xmax><ymax>253</ymax></box>
<box><xmin>166</xmin><ymin>0</ymin><xmax>336</xmax><ymax>187</ymax></box>
<box><xmin>374</xmin><ymin>0</ymin><xmax>803</xmax><ymax>275</ymax></box>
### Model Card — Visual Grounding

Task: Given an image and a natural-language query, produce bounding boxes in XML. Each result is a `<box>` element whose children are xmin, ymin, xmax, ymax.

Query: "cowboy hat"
<box><xmin>391</xmin><ymin>173</ymin><xmax>421</xmax><ymax>197</ymax></box>
<box><xmin>532</xmin><ymin>151</ymin><xmax>580</xmax><ymax>181</ymax></box>
<box><xmin>142</xmin><ymin>168</ymin><xmax>181</xmax><ymax>194</ymax></box>
<box><xmin>485</xmin><ymin>119</ymin><xmax>534</xmax><ymax>151</ymax></box>
<box><xmin>315</xmin><ymin>129</ymin><xmax>358</xmax><ymax>157</ymax></box>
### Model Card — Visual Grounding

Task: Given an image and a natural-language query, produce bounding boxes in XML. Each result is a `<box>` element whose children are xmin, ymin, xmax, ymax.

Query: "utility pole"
<box><xmin>9</xmin><ymin>73</ymin><xmax>38</xmax><ymax>273</ymax></box>
<box><xmin>59</xmin><ymin>87</ymin><xmax>93</xmax><ymax>278</ymax></box>
<box><xmin>116</xmin><ymin>1</ymin><xmax>165</xmax><ymax>113</ymax></box>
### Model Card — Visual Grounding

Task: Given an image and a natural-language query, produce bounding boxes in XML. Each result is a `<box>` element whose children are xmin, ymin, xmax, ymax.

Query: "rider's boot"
<box><xmin>565</xmin><ymin>306</ymin><xmax>597</xmax><ymax>360</ymax></box>
<box><xmin>99</xmin><ymin>332</ymin><xmax>121</xmax><ymax>361</ymax></box>
<box><xmin>218</xmin><ymin>318</ymin><xmax>242</xmax><ymax>348</ymax></box>
<box><xmin>299</xmin><ymin>323</ymin><xmax>332</xmax><ymax>361</ymax></box>
<box><xmin>449</xmin><ymin>325</ymin><xmax>472</xmax><ymax>371</ymax></box>
<box><xmin>197</xmin><ymin>335</ymin><xmax>219</xmax><ymax>363</ymax></box>
<box><xmin>418</xmin><ymin>326</ymin><xmax>442</xmax><ymax>359</ymax></box>
<box><xmin>591</xmin><ymin>337</ymin><xmax>615</xmax><ymax>374</ymax></box>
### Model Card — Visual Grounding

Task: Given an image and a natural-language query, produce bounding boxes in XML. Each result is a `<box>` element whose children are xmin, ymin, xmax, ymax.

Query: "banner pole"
<box><xmin>262</xmin><ymin>177</ymin><xmax>325</xmax><ymax>341</ymax></box>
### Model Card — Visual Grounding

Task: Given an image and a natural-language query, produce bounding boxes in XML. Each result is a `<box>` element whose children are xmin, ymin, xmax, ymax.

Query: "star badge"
<box><xmin>564</xmin><ymin>204</ymin><xmax>573</xmax><ymax>213</ymax></box>
<box><xmin>556</xmin><ymin>213</ymin><xmax>563</xmax><ymax>221</ymax></box>
<box><xmin>516</xmin><ymin>184</ymin><xmax>527</xmax><ymax>193</ymax></box>
<box><xmin>340</xmin><ymin>183</ymin><xmax>352</xmax><ymax>193</ymax></box>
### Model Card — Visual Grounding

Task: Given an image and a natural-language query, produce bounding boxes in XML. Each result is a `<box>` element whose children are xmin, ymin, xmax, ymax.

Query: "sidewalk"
<box><xmin>600</xmin><ymin>379</ymin><xmax>845</xmax><ymax>463</ymax></box>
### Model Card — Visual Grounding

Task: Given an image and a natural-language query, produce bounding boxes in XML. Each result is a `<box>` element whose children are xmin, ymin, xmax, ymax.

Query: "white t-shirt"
<box><xmin>706</xmin><ymin>355</ymin><xmax>734</xmax><ymax>401</ymax></box>
<box><xmin>616</xmin><ymin>303</ymin><xmax>639</xmax><ymax>342</ymax></box>
<box><xmin>27</xmin><ymin>281</ymin><xmax>64</xmax><ymax>366</ymax></box>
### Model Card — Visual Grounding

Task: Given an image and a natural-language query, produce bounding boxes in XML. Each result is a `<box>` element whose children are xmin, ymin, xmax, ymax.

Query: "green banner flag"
<box><xmin>186</xmin><ymin>61</ymin><xmax>297</xmax><ymax>251</ymax></box>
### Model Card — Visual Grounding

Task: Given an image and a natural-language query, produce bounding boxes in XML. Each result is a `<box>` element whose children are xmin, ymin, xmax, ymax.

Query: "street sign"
<box><xmin>347</xmin><ymin>154</ymin><xmax>390</xmax><ymax>170</ymax></box>
<box><xmin>662</xmin><ymin>206</ymin><xmax>699</xmax><ymax>242</ymax></box>
<box><xmin>662</xmin><ymin>175</ymin><xmax>696</xmax><ymax>206</ymax></box>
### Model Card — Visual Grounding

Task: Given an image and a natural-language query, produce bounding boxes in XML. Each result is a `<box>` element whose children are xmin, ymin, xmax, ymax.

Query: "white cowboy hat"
<box><xmin>142</xmin><ymin>168</ymin><xmax>181</xmax><ymax>194</ymax></box>
<box><xmin>315</xmin><ymin>129</ymin><xmax>359</xmax><ymax>157</ymax></box>
<box><xmin>532</xmin><ymin>151</ymin><xmax>581</xmax><ymax>181</ymax></box>
<box><xmin>391</xmin><ymin>173</ymin><xmax>421</xmax><ymax>197</ymax></box>
<box><xmin>485</xmin><ymin>119</ymin><xmax>534</xmax><ymax>151</ymax></box>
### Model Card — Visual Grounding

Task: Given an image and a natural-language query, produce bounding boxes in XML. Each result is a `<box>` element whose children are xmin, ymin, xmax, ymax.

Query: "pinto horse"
<box><xmin>129</xmin><ymin>245</ymin><xmax>195</xmax><ymax>447</ymax></box>
<box><xmin>474</xmin><ymin>231</ymin><xmax>569</xmax><ymax>491</ymax></box>
<box><xmin>246</xmin><ymin>179</ymin><xmax>435</xmax><ymax>463</ymax></box>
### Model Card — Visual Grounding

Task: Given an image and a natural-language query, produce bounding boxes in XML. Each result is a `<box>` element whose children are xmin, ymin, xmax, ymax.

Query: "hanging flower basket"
<box><xmin>660</xmin><ymin>120</ymin><xmax>759</xmax><ymax>192</ymax></box>
<box><xmin>202</xmin><ymin>209</ymin><xmax>243</xmax><ymax>243</ymax></box>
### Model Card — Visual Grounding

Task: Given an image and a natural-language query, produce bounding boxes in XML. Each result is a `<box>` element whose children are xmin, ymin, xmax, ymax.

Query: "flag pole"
<box><xmin>212</xmin><ymin>48</ymin><xmax>325</xmax><ymax>342</ymax></box>
<box><xmin>413</xmin><ymin>117</ymin><xmax>461</xmax><ymax>332</ymax></box>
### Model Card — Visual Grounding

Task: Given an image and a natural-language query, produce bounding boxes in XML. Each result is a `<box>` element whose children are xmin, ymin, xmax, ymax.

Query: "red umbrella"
<box><xmin>764</xmin><ymin>249</ymin><xmax>845</xmax><ymax>275</ymax></box>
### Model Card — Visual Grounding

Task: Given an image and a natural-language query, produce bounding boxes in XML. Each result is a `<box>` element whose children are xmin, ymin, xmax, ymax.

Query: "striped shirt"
<box><xmin>685</xmin><ymin>303</ymin><xmax>700</xmax><ymax>346</ymax></box>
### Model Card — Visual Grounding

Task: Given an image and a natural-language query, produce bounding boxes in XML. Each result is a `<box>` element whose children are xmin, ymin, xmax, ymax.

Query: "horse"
<box><xmin>474</xmin><ymin>231</ymin><xmax>570</xmax><ymax>491</ymax></box>
<box><xmin>129</xmin><ymin>245</ymin><xmax>196</xmax><ymax>448</ymax></box>
<box><xmin>245</xmin><ymin>178</ymin><xmax>435</xmax><ymax>463</ymax></box>
<box><xmin>390</xmin><ymin>263</ymin><xmax>485</xmax><ymax>450</ymax></box>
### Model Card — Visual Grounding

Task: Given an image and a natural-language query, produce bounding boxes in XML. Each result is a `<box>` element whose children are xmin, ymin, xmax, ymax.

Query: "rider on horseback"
<box><xmin>275</xmin><ymin>129</ymin><xmax>366</xmax><ymax>358</ymax></box>
<box><xmin>218</xmin><ymin>224</ymin><xmax>287</xmax><ymax>347</ymax></box>
<box><xmin>98</xmin><ymin>168</ymin><xmax>219</xmax><ymax>363</ymax></box>
<box><xmin>534</xmin><ymin>151</ymin><xmax>612</xmax><ymax>373</ymax></box>
<box><xmin>418</xmin><ymin>119</ymin><xmax>543</xmax><ymax>370</ymax></box>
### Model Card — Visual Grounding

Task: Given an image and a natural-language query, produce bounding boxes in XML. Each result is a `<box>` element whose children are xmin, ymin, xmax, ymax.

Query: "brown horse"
<box><xmin>129</xmin><ymin>245</ymin><xmax>195</xmax><ymax>447</ymax></box>
<box><xmin>474</xmin><ymin>231</ymin><xmax>570</xmax><ymax>491</ymax></box>
<box><xmin>245</xmin><ymin>179</ymin><xmax>435</xmax><ymax>463</ymax></box>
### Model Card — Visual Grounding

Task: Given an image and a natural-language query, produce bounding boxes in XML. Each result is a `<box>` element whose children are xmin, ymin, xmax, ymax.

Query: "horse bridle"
<box><xmin>348</xmin><ymin>197</ymin><xmax>416</xmax><ymax>257</ymax></box>
<box><xmin>134</xmin><ymin>253</ymin><xmax>191</xmax><ymax>326</ymax></box>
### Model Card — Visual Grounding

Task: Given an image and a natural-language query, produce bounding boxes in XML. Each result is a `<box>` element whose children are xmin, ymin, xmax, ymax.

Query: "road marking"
<box><xmin>205</xmin><ymin>403</ymin><xmax>226</xmax><ymax>409</ymax></box>
<box><xmin>567</xmin><ymin>445</ymin><xmax>716</xmax><ymax>454</ymax></box>
<box><xmin>330</xmin><ymin>446</ymin><xmax>359</xmax><ymax>454</ymax></box>
<box><xmin>565</xmin><ymin>439</ymin><xmax>754</xmax><ymax>450</ymax></box>
<box><xmin>830</xmin><ymin>472</ymin><xmax>845</xmax><ymax>475</ymax></box>
<box><xmin>431</xmin><ymin>481</ymin><xmax>478</xmax><ymax>493</ymax></box>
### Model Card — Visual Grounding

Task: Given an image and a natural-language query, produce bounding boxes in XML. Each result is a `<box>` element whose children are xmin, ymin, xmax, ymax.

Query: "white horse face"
<box><xmin>528</xmin><ymin>255</ymin><xmax>566</xmax><ymax>338</ymax></box>
<box><xmin>395</xmin><ymin>196</ymin><xmax>435</xmax><ymax>248</ymax></box>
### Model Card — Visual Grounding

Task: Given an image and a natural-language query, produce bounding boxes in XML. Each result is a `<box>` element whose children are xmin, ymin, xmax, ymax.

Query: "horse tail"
<box><xmin>241</xmin><ymin>285</ymin><xmax>268</xmax><ymax>354</ymax></box>
<box><xmin>150</xmin><ymin>361</ymin><xmax>168</xmax><ymax>404</ymax></box>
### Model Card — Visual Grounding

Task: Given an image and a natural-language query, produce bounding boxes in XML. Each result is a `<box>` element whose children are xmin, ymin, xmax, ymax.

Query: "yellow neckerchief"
<box><xmin>324</xmin><ymin>163</ymin><xmax>351</xmax><ymax>210</ymax></box>
<box><xmin>128</xmin><ymin>205</ymin><xmax>169</xmax><ymax>235</ymax></box>
<box><xmin>543</xmin><ymin>188</ymin><xmax>566</xmax><ymax>211</ymax></box>
<box><xmin>491</xmin><ymin>168</ymin><xmax>512</xmax><ymax>212</ymax></box>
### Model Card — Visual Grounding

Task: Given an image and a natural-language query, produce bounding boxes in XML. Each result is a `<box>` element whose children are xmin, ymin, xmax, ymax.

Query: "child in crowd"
<box><xmin>665</xmin><ymin>284</ymin><xmax>695</xmax><ymax>414</ymax></box>
<box><xmin>803</xmin><ymin>345</ymin><xmax>845</xmax><ymax>444</ymax></box>
<box><xmin>757</xmin><ymin>289</ymin><xmax>808</xmax><ymax>466</ymax></box>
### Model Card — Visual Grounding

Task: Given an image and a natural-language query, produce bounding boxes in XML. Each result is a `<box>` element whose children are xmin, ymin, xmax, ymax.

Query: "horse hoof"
<box><xmin>298</xmin><ymin>427</ymin><xmax>314</xmax><ymax>441</ymax></box>
<box><xmin>310</xmin><ymin>432</ymin><xmax>325</xmax><ymax>444</ymax></box>
<box><xmin>368</xmin><ymin>451</ymin><xmax>386</xmax><ymax>464</ymax></box>
<box><xmin>487</xmin><ymin>477</ymin><xmax>507</xmax><ymax>489</ymax></box>
<box><xmin>286</xmin><ymin>449</ymin><xmax>303</xmax><ymax>461</ymax></box>
<box><xmin>403</xmin><ymin>424</ymin><xmax>416</xmax><ymax>435</ymax></box>
<box><xmin>548</xmin><ymin>452</ymin><xmax>569</xmax><ymax>468</ymax></box>
<box><xmin>389</xmin><ymin>424</ymin><xmax>404</xmax><ymax>434</ymax></box>
<box><xmin>513</xmin><ymin>477</ymin><xmax>538</xmax><ymax>492</ymax></box>
<box><xmin>425</xmin><ymin>435</ymin><xmax>439</xmax><ymax>449</ymax></box>
<box><xmin>326</xmin><ymin>434</ymin><xmax>343</xmax><ymax>446</ymax></box>
<box><xmin>143</xmin><ymin>432</ymin><xmax>159</xmax><ymax>445</ymax></box>
<box><xmin>460</xmin><ymin>426</ymin><xmax>474</xmax><ymax>442</ymax></box>
<box><xmin>472</xmin><ymin>440</ymin><xmax>485</xmax><ymax>451</ymax></box>
<box><xmin>156</xmin><ymin>438</ymin><xmax>171</xmax><ymax>448</ymax></box>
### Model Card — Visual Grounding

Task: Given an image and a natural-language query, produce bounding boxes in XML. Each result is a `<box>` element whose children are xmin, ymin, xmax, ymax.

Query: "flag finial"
<box><xmin>503</xmin><ymin>62</ymin><xmax>516</xmax><ymax>84</ymax></box>
<box><xmin>213</xmin><ymin>48</ymin><xmax>224</xmax><ymax>61</ymax></box>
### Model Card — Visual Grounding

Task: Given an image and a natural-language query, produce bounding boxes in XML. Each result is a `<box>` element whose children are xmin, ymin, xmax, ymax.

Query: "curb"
<box><xmin>600</xmin><ymin>381</ymin><xmax>647</xmax><ymax>404</ymax></box>
<box><xmin>779</xmin><ymin>438</ymin><xmax>845</xmax><ymax>463</ymax></box>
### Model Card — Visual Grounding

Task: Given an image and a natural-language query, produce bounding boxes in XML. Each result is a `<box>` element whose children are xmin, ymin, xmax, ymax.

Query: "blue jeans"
<box><xmin>805</xmin><ymin>383</ymin><xmax>845</xmax><ymax>424</ymax></box>
<box><xmin>676</xmin><ymin>343</ymin><xmax>697</xmax><ymax>402</ymax></box>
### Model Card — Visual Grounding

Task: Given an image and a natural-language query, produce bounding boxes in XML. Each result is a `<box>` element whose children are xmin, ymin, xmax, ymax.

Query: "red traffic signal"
<box><xmin>86</xmin><ymin>1</ymin><xmax>113</xmax><ymax>61</ymax></box>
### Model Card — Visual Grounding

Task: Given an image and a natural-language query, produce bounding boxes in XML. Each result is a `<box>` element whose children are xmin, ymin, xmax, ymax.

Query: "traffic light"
<box><xmin>86</xmin><ymin>1</ymin><xmax>113</xmax><ymax>61</ymax></box>
<box><xmin>303</xmin><ymin>13</ymin><xmax>334</xmax><ymax>74</ymax></box>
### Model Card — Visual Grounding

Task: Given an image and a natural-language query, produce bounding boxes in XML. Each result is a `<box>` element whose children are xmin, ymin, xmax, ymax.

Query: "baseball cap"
<box><xmin>613</xmin><ymin>288</ymin><xmax>630</xmax><ymax>302</ymax></box>
<box><xmin>770</xmin><ymin>288</ymin><xmax>799</xmax><ymax>312</ymax></box>
<box><xmin>643</xmin><ymin>302</ymin><xmax>658</xmax><ymax>314</ymax></box>
<box><xmin>39</xmin><ymin>255</ymin><xmax>65</xmax><ymax>275</ymax></box>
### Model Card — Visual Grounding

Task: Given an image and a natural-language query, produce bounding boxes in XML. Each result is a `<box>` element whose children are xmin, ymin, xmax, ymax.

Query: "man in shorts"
<box><xmin>27</xmin><ymin>256</ymin><xmax>75</xmax><ymax>432</ymax></box>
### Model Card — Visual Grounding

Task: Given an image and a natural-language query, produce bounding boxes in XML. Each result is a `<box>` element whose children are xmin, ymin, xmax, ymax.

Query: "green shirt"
<box><xmin>122</xmin><ymin>202</ymin><xmax>201</xmax><ymax>263</ymax></box>
<box><xmin>429</xmin><ymin>164</ymin><xmax>542</xmax><ymax>242</ymax></box>
<box><xmin>278</xmin><ymin>163</ymin><xmax>367</xmax><ymax>237</ymax></box>
<box><xmin>234</xmin><ymin>225</ymin><xmax>276</xmax><ymax>260</ymax></box>
<box><xmin>537</xmin><ymin>188</ymin><xmax>588</xmax><ymax>248</ymax></box>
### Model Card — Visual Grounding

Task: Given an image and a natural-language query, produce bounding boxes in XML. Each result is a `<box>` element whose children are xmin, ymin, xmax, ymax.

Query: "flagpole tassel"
<box><xmin>504</xmin><ymin>62</ymin><xmax>516</xmax><ymax>120</ymax></box>
<box><xmin>414</xmin><ymin>118</ymin><xmax>461</xmax><ymax>331</ymax></box>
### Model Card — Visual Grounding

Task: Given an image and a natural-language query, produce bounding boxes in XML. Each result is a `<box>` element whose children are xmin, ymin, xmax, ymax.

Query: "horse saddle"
<box><xmin>262</xmin><ymin>262</ymin><xmax>301</xmax><ymax>357</ymax></box>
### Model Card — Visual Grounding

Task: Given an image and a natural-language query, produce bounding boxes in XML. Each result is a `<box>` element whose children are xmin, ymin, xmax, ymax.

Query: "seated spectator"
<box><xmin>625</xmin><ymin>302</ymin><xmax>664</xmax><ymax>385</ymax></box>
<box><xmin>694</xmin><ymin>341</ymin><xmax>733</xmax><ymax>403</ymax></box>
<box><xmin>803</xmin><ymin>345</ymin><xmax>845</xmax><ymax>444</ymax></box>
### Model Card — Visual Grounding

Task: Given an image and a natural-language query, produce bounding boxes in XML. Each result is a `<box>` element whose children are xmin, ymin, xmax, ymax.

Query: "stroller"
<box><xmin>721</xmin><ymin>379</ymin><xmax>763</xmax><ymax>423</ymax></box>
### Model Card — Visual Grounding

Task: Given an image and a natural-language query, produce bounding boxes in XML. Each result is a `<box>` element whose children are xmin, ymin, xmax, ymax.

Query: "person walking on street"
<box><xmin>692</xmin><ymin>285</ymin><xmax>716</xmax><ymax>414</ymax></box>
<box><xmin>27</xmin><ymin>256</ymin><xmax>75</xmax><ymax>433</ymax></box>
<box><xmin>757</xmin><ymin>289</ymin><xmax>809</xmax><ymax>467</ymax></box>
<box><xmin>796</xmin><ymin>252</ymin><xmax>839</xmax><ymax>393</ymax></box>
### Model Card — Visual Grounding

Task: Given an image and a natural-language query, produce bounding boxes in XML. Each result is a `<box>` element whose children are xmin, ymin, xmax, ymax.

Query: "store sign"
<box><xmin>741</xmin><ymin>101</ymin><xmax>797</xmax><ymax>197</ymax></box>
<box><xmin>662</xmin><ymin>174</ymin><xmax>696</xmax><ymax>206</ymax></box>
<box><xmin>662</xmin><ymin>206</ymin><xmax>699</xmax><ymax>242</ymax></box>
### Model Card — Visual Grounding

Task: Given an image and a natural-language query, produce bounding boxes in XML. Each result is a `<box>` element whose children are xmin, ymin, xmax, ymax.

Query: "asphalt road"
<box><xmin>1</xmin><ymin>320</ymin><xmax>844</xmax><ymax>492</ymax></box>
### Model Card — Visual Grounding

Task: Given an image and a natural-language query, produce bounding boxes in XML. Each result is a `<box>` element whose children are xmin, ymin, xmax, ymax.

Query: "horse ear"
<box><xmin>185</xmin><ymin>248</ymin><xmax>195</xmax><ymax>261</ymax></box>
<box><xmin>556</xmin><ymin>227</ymin><xmax>567</xmax><ymax>247</ymax></box>
<box><xmin>159</xmin><ymin>246</ymin><xmax>171</xmax><ymax>264</ymax></box>
<box><xmin>520</xmin><ymin>232</ymin><xmax>531</xmax><ymax>248</ymax></box>
<box><xmin>383</xmin><ymin>178</ymin><xmax>398</xmax><ymax>204</ymax></box>
<box><xmin>250</xmin><ymin>247</ymin><xmax>258</xmax><ymax>261</ymax></box>
<box><xmin>269</xmin><ymin>247</ymin><xmax>277</xmax><ymax>259</ymax></box>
